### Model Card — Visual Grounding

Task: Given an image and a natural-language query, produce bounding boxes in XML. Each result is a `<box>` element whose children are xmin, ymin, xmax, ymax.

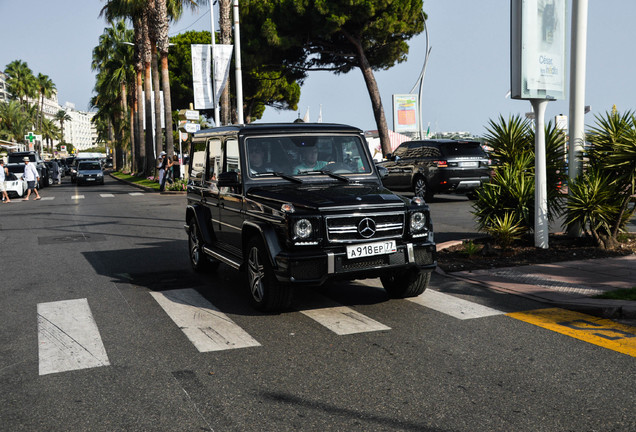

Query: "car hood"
<box><xmin>246</xmin><ymin>182</ymin><xmax>407</xmax><ymax>211</ymax></box>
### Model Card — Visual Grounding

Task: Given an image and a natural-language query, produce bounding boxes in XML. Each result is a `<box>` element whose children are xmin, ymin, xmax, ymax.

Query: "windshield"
<box><xmin>78</xmin><ymin>162</ymin><xmax>101</xmax><ymax>170</ymax></box>
<box><xmin>8</xmin><ymin>154</ymin><xmax>34</xmax><ymax>163</ymax></box>
<box><xmin>245</xmin><ymin>134</ymin><xmax>372</xmax><ymax>179</ymax></box>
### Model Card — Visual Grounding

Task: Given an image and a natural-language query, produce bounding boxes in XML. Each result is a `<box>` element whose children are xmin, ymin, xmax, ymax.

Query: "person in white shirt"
<box><xmin>0</xmin><ymin>160</ymin><xmax>10</xmax><ymax>203</ymax></box>
<box><xmin>22</xmin><ymin>157</ymin><xmax>41</xmax><ymax>200</ymax></box>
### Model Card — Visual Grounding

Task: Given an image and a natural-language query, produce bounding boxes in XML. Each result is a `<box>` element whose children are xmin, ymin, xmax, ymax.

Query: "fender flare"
<box><xmin>185</xmin><ymin>203</ymin><xmax>214</xmax><ymax>245</ymax></box>
<box><xmin>242</xmin><ymin>221</ymin><xmax>282</xmax><ymax>269</ymax></box>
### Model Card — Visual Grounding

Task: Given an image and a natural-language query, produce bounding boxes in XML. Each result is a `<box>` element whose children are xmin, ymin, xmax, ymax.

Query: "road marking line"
<box><xmin>408</xmin><ymin>289</ymin><xmax>505</xmax><ymax>320</ymax></box>
<box><xmin>507</xmin><ymin>308</ymin><xmax>636</xmax><ymax>357</ymax></box>
<box><xmin>100</xmin><ymin>193</ymin><xmax>115</xmax><ymax>198</ymax></box>
<box><xmin>40</xmin><ymin>197</ymin><xmax>55</xmax><ymax>201</ymax></box>
<box><xmin>37</xmin><ymin>298</ymin><xmax>110</xmax><ymax>376</ymax></box>
<box><xmin>129</xmin><ymin>192</ymin><xmax>143</xmax><ymax>196</ymax></box>
<box><xmin>150</xmin><ymin>289</ymin><xmax>260</xmax><ymax>352</ymax></box>
<box><xmin>300</xmin><ymin>306</ymin><xmax>391</xmax><ymax>335</ymax></box>
<box><xmin>71</xmin><ymin>195</ymin><xmax>85</xmax><ymax>199</ymax></box>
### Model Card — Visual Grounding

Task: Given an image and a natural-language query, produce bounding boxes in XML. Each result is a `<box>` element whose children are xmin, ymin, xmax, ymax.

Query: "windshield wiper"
<box><xmin>252</xmin><ymin>171</ymin><xmax>303</xmax><ymax>183</ymax></box>
<box><xmin>303</xmin><ymin>169</ymin><xmax>350</xmax><ymax>182</ymax></box>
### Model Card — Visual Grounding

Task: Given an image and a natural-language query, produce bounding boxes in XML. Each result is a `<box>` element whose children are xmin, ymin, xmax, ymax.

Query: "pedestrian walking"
<box><xmin>158</xmin><ymin>151</ymin><xmax>173</xmax><ymax>192</ymax></box>
<box><xmin>0</xmin><ymin>160</ymin><xmax>11</xmax><ymax>203</ymax></box>
<box><xmin>22</xmin><ymin>157</ymin><xmax>41</xmax><ymax>201</ymax></box>
<box><xmin>51</xmin><ymin>161</ymin><xmax>61</xmax><ymax>185</ymax></box>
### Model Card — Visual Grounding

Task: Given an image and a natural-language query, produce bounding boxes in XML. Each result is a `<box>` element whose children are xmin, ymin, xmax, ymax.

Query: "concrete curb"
<box><xmin>435</xmin><ymin>239</ymin><xmax>636</xmax><ymax>320</ymax></box>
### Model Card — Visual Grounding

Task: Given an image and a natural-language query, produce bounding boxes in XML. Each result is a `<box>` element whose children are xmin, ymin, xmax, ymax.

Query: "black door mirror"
<box><xmin>217</xmin><ymin>171</ymin><xmax>240</xmax><ymax>187</ymax></box>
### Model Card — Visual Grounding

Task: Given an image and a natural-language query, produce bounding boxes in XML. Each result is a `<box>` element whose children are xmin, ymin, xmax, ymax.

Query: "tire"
<box><xmin>245</xmin><ymin>236</ymin><xmax>293</xmax><ymax>312</ymax></box>
<box><xmin>413</xmin><ymin>176</ymin><xmax>432</xmax><ymax>200</ymax></box>
<box><xmin>187</xmin><ymin>218</ymin><xmax>219</xmax><ymax>272</ymax></box>
<box><xmin>381</xmin><ymin>269</ymin><xmax>430</xmax><ymax>298</ymax></box>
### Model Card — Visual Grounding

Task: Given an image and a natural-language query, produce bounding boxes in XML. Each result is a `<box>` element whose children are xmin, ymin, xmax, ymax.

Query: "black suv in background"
<box><xmin>185</xmin><ymin>123</ymin><xmax>437</xmax><ymax>312</ymax></box>
<box><xmin>378</xmin><ymin>140</ymin><xmax>491</xmax><ymax>200</ymax></box>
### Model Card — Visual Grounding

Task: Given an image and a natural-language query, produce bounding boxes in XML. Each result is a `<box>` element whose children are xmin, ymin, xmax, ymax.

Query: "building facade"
<box><xmin>62</xmin><ymin>103</ymin><xmax>98</xmax><ymax>151</ymax></box>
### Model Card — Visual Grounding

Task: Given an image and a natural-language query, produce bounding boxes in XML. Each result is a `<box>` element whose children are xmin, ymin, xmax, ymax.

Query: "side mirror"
<box><xmin>376</xmin><ymin>165</ymin><xmax>388</xmax><ymax>179</ymax></box>
<box><xmin>217</xmin><ymin>171</ymin><xmax>240</xmax><ymax>187</ymax></box>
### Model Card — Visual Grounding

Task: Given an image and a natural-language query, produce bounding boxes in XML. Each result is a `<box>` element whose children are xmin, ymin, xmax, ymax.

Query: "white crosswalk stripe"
<box><xmin>407</xmin><ymin>289</ymin><xmax>505</xmax><ymax>320</ymax></box>
<box><xmin>40</xmin><ymin>197</ymin><xmax>55</xmax><ymax>201</ymax></box>
<box><xmin>37</xmin><ymin>298</ymin><xmax>110</xmax><ymax>376</ymax></box>
<box><xmin>100</xmin><ymin>193</ymin><xmax>115</xmax><ymax>198</ymax></box>
<box><xmin>71</xmin><ymin>195</ymin><xmax>85</xmax><ymax>200</ymax></box>
<box><xmin>129</xmin><ymin>192</ymin><xmax>144</xmax><ymax>196</ymax></box>
<box><xmin>32</xmin><ymin>286</ymin><xmax>506</xmax><ymax>375</ymax></box>
<box><xmin>300</xmin><ymin>306</ymin><xmax>391</xmax><ymax>335</ymax></box>
<box><xmin>150</xmin><ymin>289</ymin><xmax>261</xmax><ymax>352</ymax></box>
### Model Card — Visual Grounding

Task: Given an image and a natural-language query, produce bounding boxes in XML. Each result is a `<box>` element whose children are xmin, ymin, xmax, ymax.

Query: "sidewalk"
<box><xmin>436</xmin><ymin>244</ymin><xmax>636</xmax><ymax>320</ymax></box>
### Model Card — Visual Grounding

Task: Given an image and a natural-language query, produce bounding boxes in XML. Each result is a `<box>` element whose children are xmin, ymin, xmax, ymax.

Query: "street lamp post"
<box><xmin>410</xmin><ymin>13</ymin><xmax>431</xmax><ymax>140</ymax></box>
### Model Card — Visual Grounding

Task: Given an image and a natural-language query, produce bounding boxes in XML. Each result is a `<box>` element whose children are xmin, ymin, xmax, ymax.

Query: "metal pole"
<box><xmin>410</xmin><ymin>14</ymin><xmax>430</xmax><ymax>140</ymax></box>
<box><xmin>531</xmin><ymin>99</ymin><xmax>549</xmax><ymax>249</ymax></box>
<box><xmin>210</xmin><ymin>1</ymin><xmax>220</xmax><ymax>127</ymax></box>
<box><xmin>233</xmin><ymin>0</ymin><xmax>244</xmax><ymax>124</ymax></box>
<box><xmin>568</xmin><ymin>0</ymin><xmax>588</xmax><ymax>237</ymax></box>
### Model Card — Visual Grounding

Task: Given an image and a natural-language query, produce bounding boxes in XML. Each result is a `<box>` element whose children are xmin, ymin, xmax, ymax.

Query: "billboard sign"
<box><xmin>392</xmin><ymin>94</ymin><xmax>419</xmax><ymax>133</ymax></box>
<box><xmin>511</xmin><ymin>0</ymin><xmax>567</xmax><ymax>100</ymax></box>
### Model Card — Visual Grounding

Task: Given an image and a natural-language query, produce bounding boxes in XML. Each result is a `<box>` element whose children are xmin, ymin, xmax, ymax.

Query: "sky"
<box><xmin>2</xmin><ymin>1</ymin><xmax>635</xmax><ymax>137</ymax></box>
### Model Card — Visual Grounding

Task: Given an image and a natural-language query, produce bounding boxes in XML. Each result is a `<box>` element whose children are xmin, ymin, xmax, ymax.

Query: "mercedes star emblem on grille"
<box><xmin>357</xmin><ymin>217</ymin><xmax>376</xmax><ymax>238</ymax></box>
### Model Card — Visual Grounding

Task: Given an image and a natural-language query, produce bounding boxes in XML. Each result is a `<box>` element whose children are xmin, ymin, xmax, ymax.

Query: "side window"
<box><xmin>224</xmin><ymin>139</ymin><xmax>240</xmax><ymax>173</ymax></box>
<box><xmin>189</xmin><ymin>138</ymin><xmax>207</xmax><ymax>184</ymax></box>
<box><xmin>207</xmin><ymin>138</ymin><xmax>222</xmax><ymax>181</ymax></box>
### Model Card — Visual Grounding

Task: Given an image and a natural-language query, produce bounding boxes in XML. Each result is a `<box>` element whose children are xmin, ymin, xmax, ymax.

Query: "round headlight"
<box><xmin>294</xmin><ymin>218</ymin><xmax>313</xmax><ymax>239</ymax></box>
<box><xmin>410</xmin><ymin>212</ymin><xmax>426</xmax><ymax>232</ymax></box>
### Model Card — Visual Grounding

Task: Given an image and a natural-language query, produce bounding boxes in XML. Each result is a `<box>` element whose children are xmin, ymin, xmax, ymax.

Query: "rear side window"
<box><xmin>440</xmin><ymin>143</ymin><xmax>486</xmax><ymax>158</ymax></box>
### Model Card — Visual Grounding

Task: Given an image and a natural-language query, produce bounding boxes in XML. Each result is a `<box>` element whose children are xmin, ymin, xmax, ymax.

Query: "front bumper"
<box><xmin>273</xmin><ymin>241</ymin><xmax>437</xmax><ymax>284</ymax></box>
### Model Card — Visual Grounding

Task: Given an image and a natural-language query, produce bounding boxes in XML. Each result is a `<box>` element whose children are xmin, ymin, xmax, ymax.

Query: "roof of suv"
<box><xmin>194</xmin><ymin>123</ymin><xmax>363</xmax><ymax>139</ymax></box>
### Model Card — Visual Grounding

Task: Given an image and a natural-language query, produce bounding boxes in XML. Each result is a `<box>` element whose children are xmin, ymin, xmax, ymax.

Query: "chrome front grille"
<box><xmin>325</xmin><ymin>212</ymin><xmax>405</xmax><ymax>243</ymax></box>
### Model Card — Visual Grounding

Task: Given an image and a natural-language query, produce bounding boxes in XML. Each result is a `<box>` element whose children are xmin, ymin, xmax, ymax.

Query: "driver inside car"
<box><xmin>248</xmin><ymin>143</ymin><xmax>277</xmax><ymax>174</ymax></box>
<box><xmin>294</xmin><ymin>146</ymin><xmax>328</xmax><ymax>174</ymax></box>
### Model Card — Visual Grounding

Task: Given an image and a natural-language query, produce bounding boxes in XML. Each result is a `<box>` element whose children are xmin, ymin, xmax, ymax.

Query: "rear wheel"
<box><xmin>413</xmin><ymin>176</ymin><xmax>432</xmax><ymax>200</ymax></box>
<box><xmin>188</xmin><ymin>218</ymin><xmax>219</xmax><ymax>272</ymax></box>
<box><xmin>246</xmin><ymin>237</ymin><xmax>293</xmax><ymax>312</ymax></box>
<box><xmin>381</xmin><ymin>268</ymin><xmax>430</xmax><ymax>298</ymax></box>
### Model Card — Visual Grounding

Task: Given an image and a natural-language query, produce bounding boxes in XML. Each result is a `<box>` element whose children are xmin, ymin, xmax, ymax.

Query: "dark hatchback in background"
<box><xmin>378</xmin><ymin>139</ymin><xmax>492</xmax><ymax>200</ymax></box>
<box><xmin>75</xmin><ymin>160</ymin><xmax>104</xmax><ymax>185</ymax></box>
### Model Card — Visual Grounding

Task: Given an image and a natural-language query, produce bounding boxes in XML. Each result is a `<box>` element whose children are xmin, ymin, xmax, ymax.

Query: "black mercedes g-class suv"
<box><xmin>378</xmin><ymin>139</ymin><xmax>491</xmax><ymax>200</ymax></box>
<box><xmin>185</xmin><ymin>123</ymin><xmax>436</xmax><ymax>311</ymax></box>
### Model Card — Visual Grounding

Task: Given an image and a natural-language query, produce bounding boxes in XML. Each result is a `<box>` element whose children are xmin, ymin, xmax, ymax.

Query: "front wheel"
<box><xmin>245</xmin><ymin>237</ymin><xmax>292</xmax><ymax>312</ymax></box>
<box><xmin>381</xmin><ymin>269</ymin><xmax>430</xmax><ymax>298</ymax></box>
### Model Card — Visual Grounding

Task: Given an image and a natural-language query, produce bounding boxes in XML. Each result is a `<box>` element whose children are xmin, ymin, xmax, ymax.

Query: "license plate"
<box><xmin>86</xmin><ymin>178</ymin><xmax>95</xmax><ymax>181</ymax></box>
<box><xmin>460</xmin><ymin>161</ymin><xmax>478</xmax><ymax>167</ymax></box>
<box><xmin>346</xmin><ymin>240</ymin><xmax>397</xmax><ymax>259</ymax></box>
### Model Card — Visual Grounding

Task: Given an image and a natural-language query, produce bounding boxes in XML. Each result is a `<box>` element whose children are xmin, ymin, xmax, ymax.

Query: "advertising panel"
<box><xmin>511</xmin><ymin>0</ymin><xmax>567</xmax><ymax>100</ymax></box>
<box><xmin>392</xmin><ymin>94</ymin><xmax>419</xmax><ymax>133</ymax></box>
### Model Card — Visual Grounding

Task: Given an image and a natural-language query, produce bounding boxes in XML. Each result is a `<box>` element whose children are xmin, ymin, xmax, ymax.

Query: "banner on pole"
<box><xmin>191</xmin><ymin>44</ymin><xmax>214</xmax><ymax>109</ymax></box>
<box><xmin>213</xmin><ymin>44</ymin><xmax>234</xmax><ymax>107</ymax></box>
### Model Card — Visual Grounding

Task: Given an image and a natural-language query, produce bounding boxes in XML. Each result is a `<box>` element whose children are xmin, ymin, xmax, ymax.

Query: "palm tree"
<box><xmin>36</xmin><ymin>73</ymin><xmax>56</xmax><ymax>130</ymax></box>
<box><xmin>41</xmin><ymin>117</ymin><xmax>62</xmax><ymax>154</ymax></box>
<box><xmin>4</xmin><ymin>60</ymin><xmax>38</xmax><ymax>109</ymax></box>
<box><xmin>54</xmin><ymin>110</ymin><xmax>72</xmax><ymax>142</ymax></box>
<box><xmin>0</xmin><ymin>100</ymin><xmax>31</xmax><ymax>143</ymax></box>
<box><xmin>155</xmin><ymin>0</ymin><xmax>208</xmax><ymax>157</ymax></box>
<box><xmin>92</xmin><ymin>20</ymin><xmax>135</xmax><ymax>171</ymax></box>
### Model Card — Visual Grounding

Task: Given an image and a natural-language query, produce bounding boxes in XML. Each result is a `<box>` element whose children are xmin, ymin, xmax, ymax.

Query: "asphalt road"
<box><xmin>1</xmin><ymin>177</ymin><xmax>634</xmax><ymax>431</ymax></box>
